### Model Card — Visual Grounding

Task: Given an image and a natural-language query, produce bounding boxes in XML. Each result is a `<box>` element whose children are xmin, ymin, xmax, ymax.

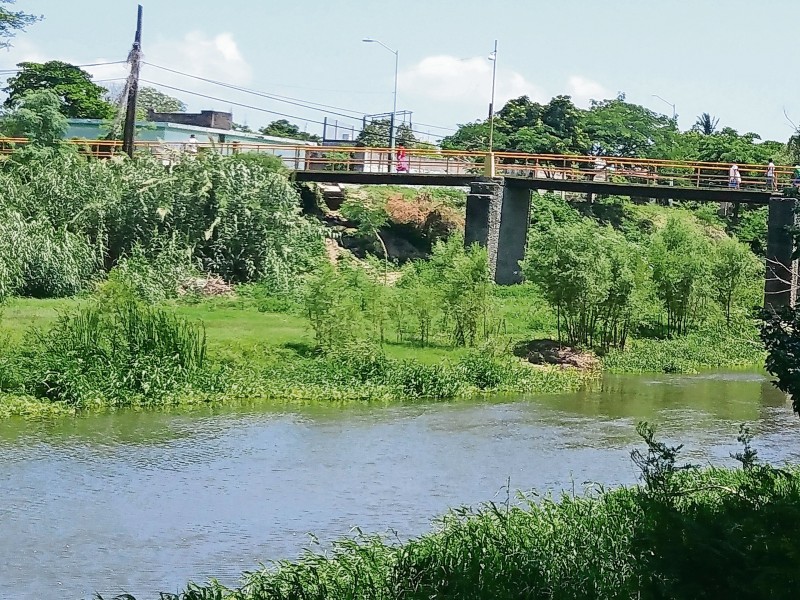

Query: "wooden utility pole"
<box><xmin>122</xmin><ymin>5</ymin><xmax>143</xmax><ymax>158</ymax></box>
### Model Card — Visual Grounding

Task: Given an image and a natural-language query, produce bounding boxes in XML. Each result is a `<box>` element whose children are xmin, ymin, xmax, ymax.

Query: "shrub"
<box><xmin>0</xmin><ymin>213</ymin><xmax>97</xmax><ymax>298</ymax></box>
<box><xmin>100</xmin><ymin>242</ymin><xmax>200</xmax><ymax>304</ymax></box>
<box><xmin>22</xmin><ymin>301</ymin><xmax>206</xmax><ymax>406</ymax></box>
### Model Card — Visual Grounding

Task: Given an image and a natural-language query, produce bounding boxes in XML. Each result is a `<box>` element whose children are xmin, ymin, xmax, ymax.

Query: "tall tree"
<box><xmin>3</xmin><ymin>61</ymin><xmax>114</xmax><ymax>119</ymax></box>
<box><xmin>0</xmin><ymin>89</ymin><xmax>67</xmax><ymax>145</ymax></box>
<box><xmin>693</xmin><ymin>113</ymin><xmax>720</xmax><ymax>135</ymax></box>
<box><xmin>136</xmin><ymin>86</ymin><xmax>186</xmax><ymax>120</ymax></box>
<box><xmin>584</xmin><ymin>95</ymin><xmax>676</xmax><ymax>158</ymax></box>
<box><xmin>260</xmin><ymin>119</ymin><xmax>320</xmax><ymax>142</ymax></box>
<box><xmin>356</xmin><ymin>119</ymin><xmax>416</xmax><ymax>147</ymax></box>
<box><xmin>0</xmin><ymin>0</ymin><xmax>40</xmax><ymax>49</ymax></box>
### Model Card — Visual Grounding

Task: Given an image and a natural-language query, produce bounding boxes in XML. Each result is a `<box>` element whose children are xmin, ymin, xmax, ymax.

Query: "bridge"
<box><xmin>1</xmin><ymin>138</ymin><xmax>796</xmax><ymax>306</ymax></box>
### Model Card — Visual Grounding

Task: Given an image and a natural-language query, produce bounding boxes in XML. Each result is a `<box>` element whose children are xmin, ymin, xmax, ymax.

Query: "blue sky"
<box><xmin>2</xmin><ymin>0</ymin><xmax>798</xmax><ymax>143</ymax></box>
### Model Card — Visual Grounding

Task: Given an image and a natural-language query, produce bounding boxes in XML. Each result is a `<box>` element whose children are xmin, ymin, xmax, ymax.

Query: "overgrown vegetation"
<box><xmin>104</xmin><ymin>425</ymin><xmax>800</xmax><ymax>600</ymax></box>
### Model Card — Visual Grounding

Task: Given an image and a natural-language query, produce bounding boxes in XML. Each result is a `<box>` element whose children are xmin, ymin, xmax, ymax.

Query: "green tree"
<box><xmin>3</xmin><ymin>61</ymin><xmax>114</xmax><ymax>119</ymax></box>
<box><xmin>356</xmin><ymin>119</ymin><xmax>416</xmax><ymax>148</ymax></box>
<box><xmin>649</xmin><ymin>217</ymin><xmax>711</xmax><ymax>335</ymax></box>
<box><xmin>0</xmin><ymin>89</ymin><xmax>67</xmax><ymax>145</ymax></box>
<box><xmin>585</xmin><ymin>95</ymin><xmax>676</xmax><ymax>158</ymax></box>
<box><xmin>711</xmin><ymin>237</ymin><xmax>762</xmax><ymax>325</ymax></box>
<box><xmin>260</xmin><ymin>119</ymin><xmax>320</xmax><ymax>142</ymax></box>
<box><xmin>440</xmin><ymin>120</ymin><xmax>502</xmax><ymax>151</ymax></box>
<box><xmin>692</xmin><ymin>113</ymin><xmax>720</xmax><ymax>135</ymax></box>
<box><xmin>136</xmin><ymin>86</ymin><xmax>186</xmax><ymax>120</ymax></box>
<box><xmin>0</xmin><ymin>0</ymin><xmax>40</xmax><ymax>49</ymax></box>
<box><xmin>340</xmin><ymin>195</ymin><xmax>391</xmax><ymax>281</ymax></box>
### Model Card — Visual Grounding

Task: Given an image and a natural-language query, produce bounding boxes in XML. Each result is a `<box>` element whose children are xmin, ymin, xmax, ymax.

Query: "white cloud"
<box><xmin>145</xmin><ymin>31</ymin><xmax>252</xmax><ymax>86</ymax></box>
<box><xmin>399</xmin><ymin>55</ymin><xmax>544</xmax><ymax>112</ymax></box>
<box><xmin>566</xmin><ymin>75</ymin><xmax>610</xmax><ymax>106</ymax></box>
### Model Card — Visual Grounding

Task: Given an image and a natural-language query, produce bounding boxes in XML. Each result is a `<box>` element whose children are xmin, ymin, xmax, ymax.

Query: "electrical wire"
<box><xmin>0</xmin><ymin>60</ymin><xmax>128</xmax><ymax>75</ymax></box>
<box><xmin>142</xmin><ymin>62</ymin><xmax>451</xmax><ymax>138</ymax></box>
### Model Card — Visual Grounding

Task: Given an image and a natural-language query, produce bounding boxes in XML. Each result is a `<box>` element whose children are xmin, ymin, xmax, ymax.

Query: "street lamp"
<box><xmin>487</xmin><ymin>40</ymin><xmax>498</xmax><ymax>156</ymax></box>
<box><xmin>363</xmin><ymin>38</ymin><xmax>399</xmax><ymax>170</ymax></box>
<box><xmin>652</xmin><ymin>94</ymin><xmax>677</xmax><ymax>121</ymax></box>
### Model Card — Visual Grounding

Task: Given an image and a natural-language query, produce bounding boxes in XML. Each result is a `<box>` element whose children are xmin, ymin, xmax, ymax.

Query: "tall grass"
<box><xmin>603</xmin><ymin>327</ymin><xmax>764</xmax><ymax>374</ymax></box>
<box><xmin>16</xmin><ymin>301</ymin><xmax>206</xmax><ymax>406</ymax></box>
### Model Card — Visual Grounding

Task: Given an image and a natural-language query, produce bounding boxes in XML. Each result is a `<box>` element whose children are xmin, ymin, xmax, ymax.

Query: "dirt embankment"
<box><xmin>514</xmin><ymin>339</ymin><xmax>600</xmax><ymax>371</ymax></box>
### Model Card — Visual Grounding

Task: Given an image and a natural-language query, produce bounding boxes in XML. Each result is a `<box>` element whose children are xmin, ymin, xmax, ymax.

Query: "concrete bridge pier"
<box><xmin>764</xmin><ymin>198</ymin><xmax>799</xmax><ymax>308</ymax></box>
<box><xmin>465</xmin><ymin>178</ymin><xmax>531</xmax><ymax>284</ymax></box>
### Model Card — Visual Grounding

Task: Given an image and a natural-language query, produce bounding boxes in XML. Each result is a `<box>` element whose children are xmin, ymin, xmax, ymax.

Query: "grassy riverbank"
<box><xmin>102</xmin><ymin>428</ymin><xmax>800</xmax><ymax>600</ymax></box>
<box><xmin>0</xmin><ymin>294</ymin><xmax>593</xmax><ymax>419</ymax></box>
<box><xmin>0</xmin><ymin>291</ymin><xmax>765</xmax><ymax>419</ymax></box>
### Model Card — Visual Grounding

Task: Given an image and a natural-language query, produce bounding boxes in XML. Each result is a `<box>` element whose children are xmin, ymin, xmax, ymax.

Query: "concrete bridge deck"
<box><xmin>294</xmin><ymin>171</ymin><xmax>777</xmax><ymax>205</ymax></box>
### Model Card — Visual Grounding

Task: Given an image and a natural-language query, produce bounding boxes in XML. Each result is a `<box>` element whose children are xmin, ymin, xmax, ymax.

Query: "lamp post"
<box><xmin>652</xmin><ymin>94</ymin><xmax>677</xmax><ymax>121</ymax></box>
<box><xmin>363</xmin><ymin>38</ymin><xmax>398</xmax><ymax>171</ymax></box>
<box><xmin>486</xmin><ymin>40</ymin><xmax>498</xmax><ymax>177</ymax></box>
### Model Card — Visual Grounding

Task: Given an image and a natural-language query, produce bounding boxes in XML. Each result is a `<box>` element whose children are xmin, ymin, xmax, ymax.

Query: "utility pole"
<box><xmin>122</xmin><ymin>5</ymin><xmax>143</xmax><ymax>158</ymax></box>
<box><xmin>486</xmin><ymin>40</ymin><xmax>498</xmax><ymax>177</ymax></box>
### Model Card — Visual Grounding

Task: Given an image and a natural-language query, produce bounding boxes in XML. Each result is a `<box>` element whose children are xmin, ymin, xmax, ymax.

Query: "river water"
<box><xmin>1</xmin><ymin>371</ymin><xmax>798</xmax><ymax>599</ymax></box>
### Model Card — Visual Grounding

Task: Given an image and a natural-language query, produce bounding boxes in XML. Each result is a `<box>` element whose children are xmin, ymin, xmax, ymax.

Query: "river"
<box><xmin>1</xmin><ymin>371</ymin><xmax>798</xmax><ymax>599</ymax></box>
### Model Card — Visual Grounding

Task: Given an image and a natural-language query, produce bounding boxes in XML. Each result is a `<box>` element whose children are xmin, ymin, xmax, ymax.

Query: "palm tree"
<box><xmin>693</xmin><ymin>113</ymin><xmax>720</xmax><ymax>135</ymax></box>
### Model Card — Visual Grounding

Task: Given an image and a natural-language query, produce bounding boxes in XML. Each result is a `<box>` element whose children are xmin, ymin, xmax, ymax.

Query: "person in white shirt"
<box><xmin>729</xmin><ymin>164</ymin><xmax>741</xmax><ymax>189</ymax></box>
<box><xmin>185</xmin><ymin>134</ymin><xmax>199</xmax><ymax>155</ymax></box>
<box><xmin>766</xmin><ymin>159</ymin><xmax>776</xmax><ymax>191</ymax></box>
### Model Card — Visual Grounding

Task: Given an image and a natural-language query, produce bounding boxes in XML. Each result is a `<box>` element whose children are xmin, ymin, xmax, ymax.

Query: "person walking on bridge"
<box><xmin>729</xmin><ymin>164</ymin><xmax>741</xmax><ymax>189</ymax></box>
<box><xmin>766</xmin><ymin>159</ymin><xmax>777</xmax><ymax>191</ymax></box>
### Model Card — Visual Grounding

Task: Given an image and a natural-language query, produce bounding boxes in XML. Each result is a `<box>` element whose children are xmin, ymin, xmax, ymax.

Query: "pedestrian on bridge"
<box><xmin>793</xmin><ymin>165</ymin><xmax>800</xmax><ymax>187</ymax></box>
<box><xmin>729</xmin><ymin>164</ymin><xmax>741</xmax><ymax>189</ymax></box>
<box><xmin>766</xmin><ymin>159</ymin><xmax>777</xmax><ymax>191</ymax></box>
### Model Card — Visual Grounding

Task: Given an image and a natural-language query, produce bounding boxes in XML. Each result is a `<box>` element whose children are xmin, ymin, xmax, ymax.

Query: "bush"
<box><xmin>20</xmin><ymin>301</ymin><xmax>206</xmax><ymax>406</ymax></box>
<box><xmin>100</xmin><ymin>242</ymin><xmax>200</xmax><ymax>304</ymax></box>
<box><xmin>0</xmin><ymin>213</ymin><xmax>97</xmax><ymax>298</ymax></box>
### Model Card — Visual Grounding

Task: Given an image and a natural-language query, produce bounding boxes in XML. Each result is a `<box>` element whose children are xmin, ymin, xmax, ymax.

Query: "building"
<box><xmin>65</xmin><ymin>110</ymin><xmax>317</xmax><ymax>168</ymax></box>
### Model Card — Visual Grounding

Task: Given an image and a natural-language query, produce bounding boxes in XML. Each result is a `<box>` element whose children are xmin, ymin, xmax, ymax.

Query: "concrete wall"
<box><xmin>465</xmin><ymin>179</ymin><xmax>530</xmax><ymax>284</ymax></box>
<box><xmin>495</xmin><ymin>186</ymin><xmax>531</xmax><ymax>284</ymax></box>
<box><xmin>764</xmin><ymin>198</ymin><xmax>798</xmax><ymax>308</ymax></box>
<box><xmin>147</xmin><ymin>109</ymin><xmax>232</xmax><ymax>130</ymax></box>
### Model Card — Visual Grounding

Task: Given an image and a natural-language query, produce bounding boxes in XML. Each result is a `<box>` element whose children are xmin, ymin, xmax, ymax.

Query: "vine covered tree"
<box><xmin>3</xmin><ymin>61</ymin><xmax>114</xmax><ymax>119</ymax></box>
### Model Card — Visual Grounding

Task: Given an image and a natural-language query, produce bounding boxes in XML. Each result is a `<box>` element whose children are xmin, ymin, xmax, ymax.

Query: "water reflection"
<box><xmin>0</xmin><ymin>371</ymin><xmax>798</xmax><ymax>599</ymax></box>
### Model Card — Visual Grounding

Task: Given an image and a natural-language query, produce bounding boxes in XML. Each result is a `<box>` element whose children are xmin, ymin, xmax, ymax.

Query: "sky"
<box><xmin>2</xmin><ymin>0</ymin><xmax>799</xmax><ymax>144</ymax></box>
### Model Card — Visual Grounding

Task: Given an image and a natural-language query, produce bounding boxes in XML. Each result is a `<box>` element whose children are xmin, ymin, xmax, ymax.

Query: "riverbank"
<box><xmin>0</xmin><ymin>294</ymin><xmax>766</xmax><ymax>419</ymax></box>
<box><xmin>103</xmin><ymin>457</ymin><xmax>800</xmax><ymax>600</ymax></box>
<box><xmin>0</xmin><ymin>296</ymin><xmax>594</xmax><ymax>419</ymax></box>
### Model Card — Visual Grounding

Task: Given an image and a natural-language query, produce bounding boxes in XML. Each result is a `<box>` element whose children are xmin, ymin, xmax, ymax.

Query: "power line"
<box><xmin>141</xmin><ymin>78</ymin><xmax>446</xmax><ymax>142</ymax></box>
<box><xmin>144</xmin><ymin>62</ymin><xmax>366</xmax><ymax>119</ymax></box>
<box><xmin>0</xmin><ymin>60</ymin><xmax>128</xmax><ymax>75</ymax></box>
<box><xmin>142</xmin><ymin>62</ymin><xmax>449</xmax><ymax>139</ymax></box>
<box><xmin>139</xmin><ymin>78</ymin><xmax>351</xmax><ymax>129</ymax></box>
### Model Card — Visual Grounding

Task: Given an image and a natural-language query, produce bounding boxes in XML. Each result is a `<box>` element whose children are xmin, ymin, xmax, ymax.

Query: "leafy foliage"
<box><xmin>17</xmin><ymin>302</ymin><xmax>206</xmax><ymax>406</ymax></box>
<box><xmin>3</xmin><ymin>60</ymin><xmax>115</xmax><ymax>119</ymax></box>
<box><xmin>0</xmin><ymin>0</ymin><xmax>40</xmax><ymax>49</ymax></box>
<box><xmin>260</xmin><ymin>119</ymin><xmax>320</xmax><ymax>142</ymax></box>
<box><xmin>0</xmin><ymin>151</ymin><xmax>326</xmax><ymax>291</ymax></box>
<box><xmin>356</xmin><ymin>118</ymin><xmax>417</xmax><ymax>147</ymax></box>
<box><xmin>135</xmin><ymin>86</ymin><xmax>187</xmax><ymax>120</ymax></box>
<box><xmin>0</xmin><ymin>89</ymin><xmax>67</xmax><ymax>145</ymax></box>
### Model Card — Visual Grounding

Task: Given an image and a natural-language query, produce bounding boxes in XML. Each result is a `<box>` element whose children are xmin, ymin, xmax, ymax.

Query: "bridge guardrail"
<box><xmin>0</xmin><ymin>137</ymin><xmax>792</xmax><ymax>192</ymax></box>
